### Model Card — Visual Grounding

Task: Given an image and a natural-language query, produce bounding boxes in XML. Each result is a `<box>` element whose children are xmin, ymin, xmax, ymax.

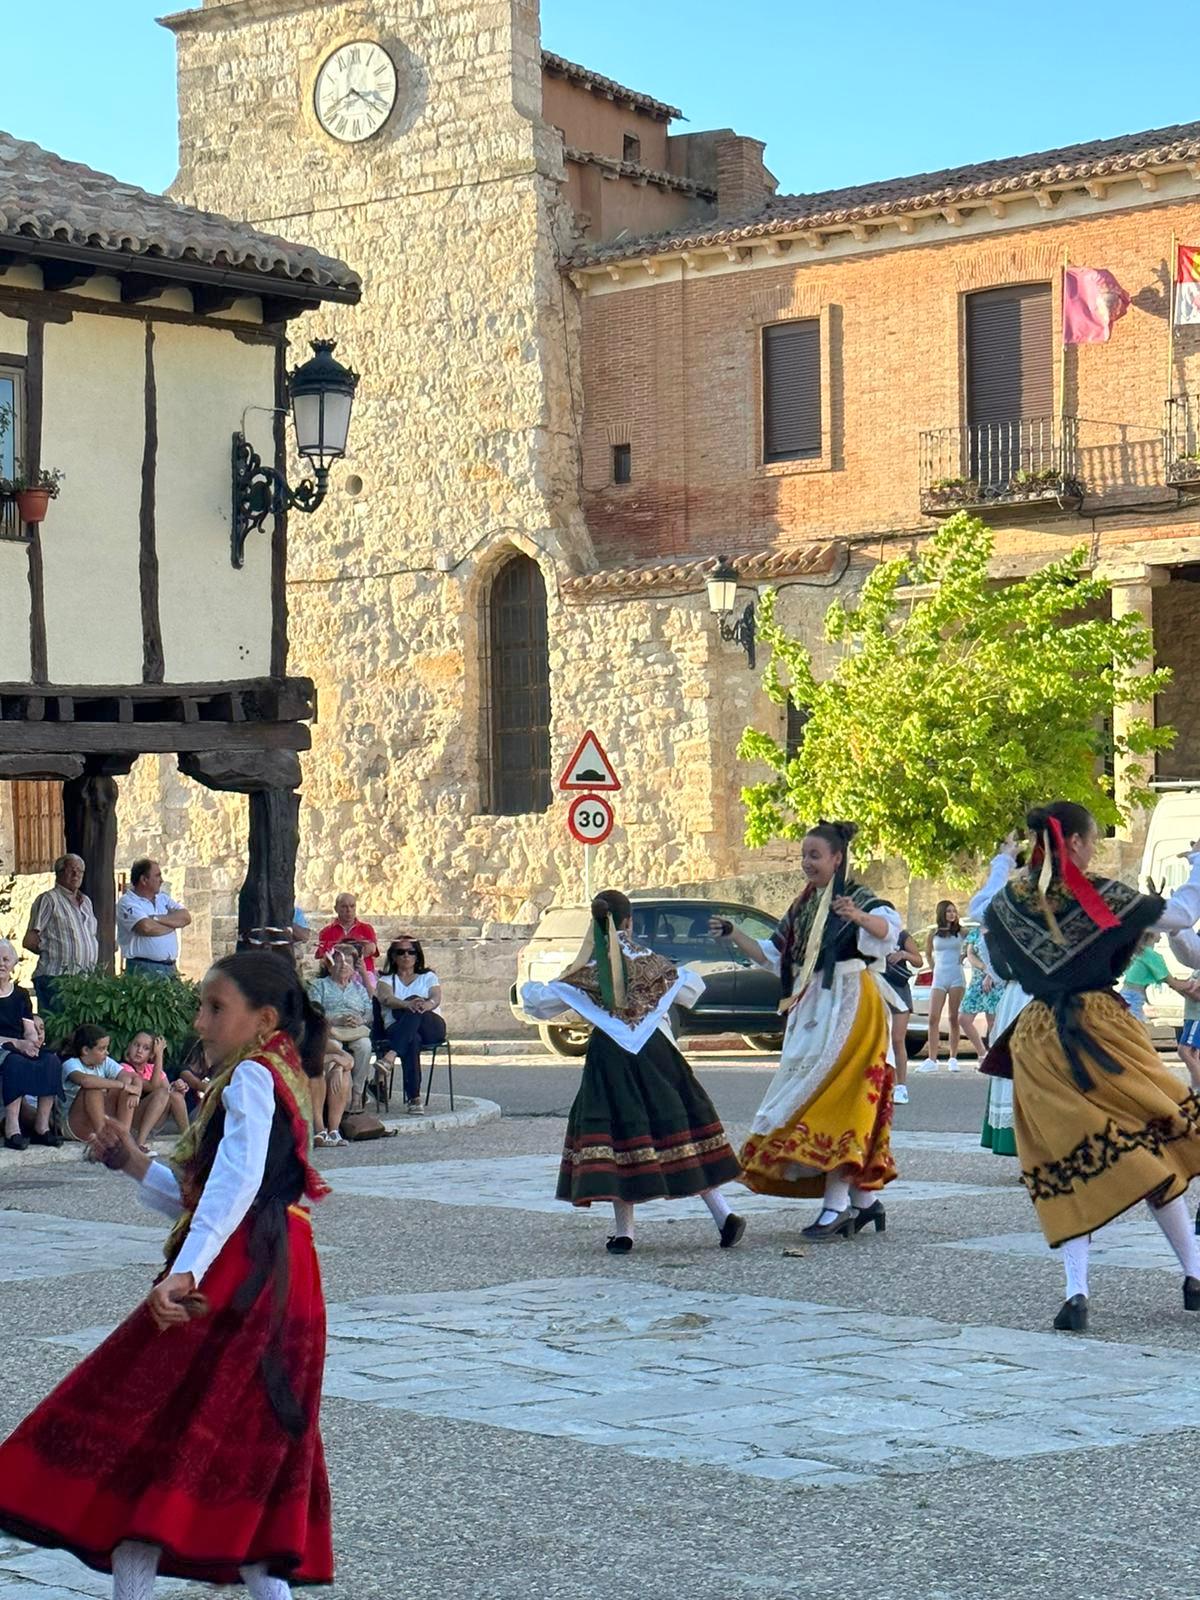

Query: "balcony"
<box><xmin>0</xmin><ymin>495</ymin><xmax>23</xmax><ymax>542</ymax></box>
<box><xmin>1165</xmin><ymin>395</ymin><xmax>1200</xmax><ymax>489</ymax></box>
<box><xmin>919</xmin><ymin>416</ymin><xmax>1082</xmax><ymax>518</ymax></box>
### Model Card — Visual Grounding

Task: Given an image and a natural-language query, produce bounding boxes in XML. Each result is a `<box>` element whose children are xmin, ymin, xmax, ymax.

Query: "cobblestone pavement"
<box><xmin>1</xmin><ymin>1069</ymin><xmax>1199</xmax><ymax>1600</ymax></box>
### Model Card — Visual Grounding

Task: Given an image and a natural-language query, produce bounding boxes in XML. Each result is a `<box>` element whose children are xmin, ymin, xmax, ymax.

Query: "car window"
<box><xmin>636</xmin><ymin>907</ymin><xmax>715</xmax><ymax>963</ymax></box>
<box><xmin>725</xmin><ymin>907</ymin><xmax>776</xmax><ymax>942</ymax></box>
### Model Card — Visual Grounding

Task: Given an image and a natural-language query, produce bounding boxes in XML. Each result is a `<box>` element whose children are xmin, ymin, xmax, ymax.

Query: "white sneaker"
<box><xmin>914</xmin><ymin>1060</ymin><xmax>939</xmax><ymax>1074</ymax></box>
<box><xmin>947</xmin><ymin>1058</ymin><xmax>961</xmax><ymax>1073</ymax></box>
<box><xmin>893</xmin><ymin>1083</ymin><xmax>910</xmax><ymax>1104</ymax></box>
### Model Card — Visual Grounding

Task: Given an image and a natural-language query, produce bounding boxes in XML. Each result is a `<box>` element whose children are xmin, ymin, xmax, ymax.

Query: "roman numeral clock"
<box><xmin>314</xmin><ymin>39</ymin><xmax>398</xmax><ymax>142</ymax></box>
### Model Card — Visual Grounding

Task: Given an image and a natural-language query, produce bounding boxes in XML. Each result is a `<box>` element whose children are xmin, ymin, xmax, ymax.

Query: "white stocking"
<box><xmin>112</xmin><ymin>1541</ymin><xmax>159</xmax><ymax>1600</ymax></box>
<box><xmin>848</xmin><ymin>1185</ymin><xmax>877</xmax><ymax>1210</ymax></box>
<box><xmin>612</xmin><ymin>1198</ymin><xmax>635</xmax><ymax>1239</ymax></box>
<box><xmin>1060</xmin><ymin>1235</ymin><xmax>1090</xmax><ymax>1299</ymax></box>
<box><xmin>1148</xmin><ymin>1196</ymin><xmax>1200</xmax><ymax>1278</ymax></box>
<box><xmin>240</xmin><ymin>1563</ymin><xmax>292</xmax><ymax>1600</ymax></box>
<box><xmin>701</xmin><ymin>1188</ymin><xmax>732</xmax><ymax>1228</ymax></box>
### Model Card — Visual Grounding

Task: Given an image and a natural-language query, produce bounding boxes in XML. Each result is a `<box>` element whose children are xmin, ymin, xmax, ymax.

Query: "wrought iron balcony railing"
<box><xmin>919</xmin><ymin>415</ymin><xmax>1082</xmax><ymax>516</ymax></box>
<box><xmin>0</xmin><ymin>495</ymin><xmax>22</xmax><ymax>542</ymax></box>
<box><xmin>1164</xmin><ymin>395</ymin><xmax>1200</xmax><ymax>488</ymax></box>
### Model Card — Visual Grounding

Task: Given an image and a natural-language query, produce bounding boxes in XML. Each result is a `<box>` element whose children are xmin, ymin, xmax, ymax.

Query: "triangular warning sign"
<box><xmin>558</xmin><ymin>730</ymin><xmax>621</xmax><ymax>792</ymax></box>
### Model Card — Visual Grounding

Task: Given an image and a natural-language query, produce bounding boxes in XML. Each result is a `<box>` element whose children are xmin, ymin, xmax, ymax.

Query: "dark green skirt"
<box><xmin>557</xmin><ymin>1027</ymin><xmax>741</xmax><ymax>1205</ymax></box>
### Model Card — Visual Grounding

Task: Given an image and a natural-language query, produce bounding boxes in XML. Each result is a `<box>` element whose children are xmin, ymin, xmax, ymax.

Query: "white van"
<box><xmin>1139</xmin><ymin>786</ymin><xmax>1200</xmax><ymax>1035</ymax></box>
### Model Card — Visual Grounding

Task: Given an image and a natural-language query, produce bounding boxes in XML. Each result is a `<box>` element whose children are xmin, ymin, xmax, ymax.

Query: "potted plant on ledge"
<box><xmin>1</xmin><ymin>463</ymin><xmax>65</xmax><ymax>525</ymax></box>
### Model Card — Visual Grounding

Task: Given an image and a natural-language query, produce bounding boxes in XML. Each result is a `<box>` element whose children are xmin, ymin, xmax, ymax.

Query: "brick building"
<box><xmin>12</xmin><ymin>0</ymin><xmax>1199</xmax><ymax>1030</ymax></box>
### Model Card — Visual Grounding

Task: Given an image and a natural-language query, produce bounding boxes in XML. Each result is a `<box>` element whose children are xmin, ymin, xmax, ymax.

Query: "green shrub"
<box><xmin>43</xmin><ymin>970</ymin><xmax>200</xmax><ymax>1066</ymax></box>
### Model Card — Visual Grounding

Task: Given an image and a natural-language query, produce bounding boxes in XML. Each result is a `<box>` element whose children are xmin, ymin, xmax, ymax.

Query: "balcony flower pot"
<box><xmin>16</xmin><ymin>488</ymin><xmax>51</xmax><ymax>524</ymax></box>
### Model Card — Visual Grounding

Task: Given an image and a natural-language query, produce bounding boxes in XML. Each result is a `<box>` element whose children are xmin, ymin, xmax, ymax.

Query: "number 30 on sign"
<box><xmin>568</xmin><ymin>793</ymin><xmax>614</xmax><ymax>846</ymax></box>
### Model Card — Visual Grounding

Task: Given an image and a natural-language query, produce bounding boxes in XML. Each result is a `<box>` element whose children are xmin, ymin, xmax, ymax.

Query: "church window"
<box><xmin>482</xmin><ymin>554</ymin><xmax>552</xmax><ymax>815</ymax></box>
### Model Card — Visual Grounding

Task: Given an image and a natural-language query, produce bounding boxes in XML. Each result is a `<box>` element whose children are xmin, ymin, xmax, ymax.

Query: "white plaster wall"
<box><xmin>41</xmin><ymin>315</ymin><xmax>144</xmax><ymax>685</ymax></box>
<box><xmin>154</xmin><ymin>322</ymin><xmax>275</xmax><ymax>681</ymax></box>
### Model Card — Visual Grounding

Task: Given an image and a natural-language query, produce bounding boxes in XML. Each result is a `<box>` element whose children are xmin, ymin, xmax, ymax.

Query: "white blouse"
<box><xmin>755</xmin><ymin>904</ymin><xmax>902</xmax><ymax>978</ymax></box>
<box><xmin>132</xmin><ymin>1058</ymin><xmax>276</xmax><ymax>1287</ymax></box>
<box><xmin>377</xmin><ymin>969</ymin><xmax>442</xmax><ymax>1016</ymax></box>
<box><xmin>521</xmin><ymin>959</ymin><xmax>705</xmax><ymax>1054</ymax></box>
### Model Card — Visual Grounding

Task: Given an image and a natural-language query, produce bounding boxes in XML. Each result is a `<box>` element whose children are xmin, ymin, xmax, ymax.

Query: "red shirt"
<box><xmin>316</xmin><ymin>919</ymin><xmax>379</xmax><ymax>974</ymax></box>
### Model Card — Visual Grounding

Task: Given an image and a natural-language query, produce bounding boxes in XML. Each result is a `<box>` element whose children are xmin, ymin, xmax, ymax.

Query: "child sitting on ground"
<box><xmin>122</xmin><ymin>1030</ymin><xmax>187</xmax><ymax>1137</ymax></box>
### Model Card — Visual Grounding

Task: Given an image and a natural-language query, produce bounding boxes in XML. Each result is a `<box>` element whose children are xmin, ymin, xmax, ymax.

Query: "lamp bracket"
<box><xmin>231</xmin><ymin>432</ymin><xmax>328</xmax><ymax>569</ymax></box>
<box><xmin>718</xmin><ymin>601</ymin><xmax>757</xmax><ymax>670</ymax></box>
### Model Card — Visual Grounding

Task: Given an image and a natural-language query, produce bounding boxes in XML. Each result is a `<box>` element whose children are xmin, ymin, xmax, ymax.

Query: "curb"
<box><xmin>0</xmin><ymin>1095</ymin><xmax>502</xmax><ymax>1176</ymax></box>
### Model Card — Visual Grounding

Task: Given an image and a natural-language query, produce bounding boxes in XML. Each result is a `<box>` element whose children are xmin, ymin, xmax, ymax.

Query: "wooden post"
<box><xmin>238</xmin><ymin>786</ymin><xmax>300</xmax><ymax>943</ymax></box>
<box><xmin>62</xmin><ymin>772</ymin><xmax>119</xmax><ymax>973</ymax></box>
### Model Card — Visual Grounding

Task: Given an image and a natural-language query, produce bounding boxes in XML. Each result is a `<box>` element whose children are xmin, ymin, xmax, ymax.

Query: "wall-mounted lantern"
<box><xmin>706</xmin><ymin>556</ymin><xmax>756</xmax><ymax>669</ymax></box>
<box><xmin>231</xmin><ymin>338</ymin><xmax>359</xmax><ymax>568</ymax></box>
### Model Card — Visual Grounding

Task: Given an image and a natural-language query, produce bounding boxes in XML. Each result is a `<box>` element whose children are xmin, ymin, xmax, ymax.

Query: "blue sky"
<box><xmin>3</xmin><ymin>1</ymin><xmax>1190</xmax><ymax>199</ymax></box>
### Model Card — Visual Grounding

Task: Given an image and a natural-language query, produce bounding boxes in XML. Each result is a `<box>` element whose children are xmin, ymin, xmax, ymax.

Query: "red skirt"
<box><xmin>0</xmin><ymin>1206</ymin><xmax>332</xmax><ymax>1586</ymax></box>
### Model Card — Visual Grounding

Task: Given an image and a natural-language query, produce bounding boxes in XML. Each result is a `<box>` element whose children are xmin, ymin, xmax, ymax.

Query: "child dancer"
<box><xmin>0</xmin><ymin>951</ymin><xmax>334</xmax><ymax>1597</ymax></box>
<box><xmin>522</xmin><ymin>890</ymin><xmax>745</xmax><ymax>1252</ymax></box>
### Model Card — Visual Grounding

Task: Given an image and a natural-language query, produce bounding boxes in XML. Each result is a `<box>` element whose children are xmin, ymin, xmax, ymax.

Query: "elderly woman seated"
<box><xmin>0</xmin><ymin>940</ymin><xmax>63</xmax><ymax>1151</ymax></box>
<box><xmin>307</xmin><ymin>942</ymin><xmax>374</xmax><ymax>1139</ymax></box>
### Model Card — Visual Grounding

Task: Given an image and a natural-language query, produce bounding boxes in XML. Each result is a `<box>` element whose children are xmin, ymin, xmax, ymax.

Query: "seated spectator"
<box><xmin>122</xmin><ymin>1030</ymin><xmax>183</xmax><ymax>1139</ymax></box>
<box><xmin>316</xmin><ymin>893</ymin><xmax>379</xmax><ymax>985</ymax></box>
<box><xmin>165</xmin><ymin>1040</ymin><xmax>211</xmax><ymax>1122</ymax></box>
<box><xmin>311</xmin><ymin>1037</ymin><xmax>352</xmax><ymax>1148</ymax></box>
<box><xmin>61</xmin><ymin>1024</ymin><xmax>141</xmax><ymax>1146</ymax></box>
<box><xmin>308</xmin><ymin>943</ymin><xmax>374</xmax><ymax>1112</ymax></box>
<box><xmin>377</xmin><ymin>936</ymin><xmax>445</xmax><ymax>1115</ymax></box>
<box><xmin>0</xmin><ymin>942</ymin><xmax>63</xmax><ymax>1151</ymax></box>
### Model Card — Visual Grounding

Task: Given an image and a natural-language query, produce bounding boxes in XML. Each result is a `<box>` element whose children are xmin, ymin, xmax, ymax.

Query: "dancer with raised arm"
<box><xmin>0</xmin><ymin>951</ymin><xmax>334</xmax><ymax>1598</ymax></box>
<box><xmin>711</xmin><ymin>821</ymin><xmax>901</xmax><ymax>1240</ymax></box>
<box><xmin>522</xmin><ymin>890</ymin><xmax>745</xmax><ymax>1253</ymax></box>
<box><xmin>983</xmin><ymin>802</ymin><xmax>1200</xmax><ymax>1330</ymax></box>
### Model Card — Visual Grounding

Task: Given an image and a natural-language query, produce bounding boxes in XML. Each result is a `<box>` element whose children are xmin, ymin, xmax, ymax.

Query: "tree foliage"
<box><xmin>43</xmin><ymin>970</ymin><xmax>200</xmax><ymax>1066</ymax></box>
<box><xmin>738</xmin><ymin>514</ymin><xmax>1173</xmax><ymax>879</ymax></box>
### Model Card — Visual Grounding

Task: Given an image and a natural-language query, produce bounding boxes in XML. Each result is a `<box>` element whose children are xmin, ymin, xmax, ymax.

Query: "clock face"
<box><xmin>314</xmin><ymin>41</ymin><xmax>397</xmax><ymax>143</ymax></box>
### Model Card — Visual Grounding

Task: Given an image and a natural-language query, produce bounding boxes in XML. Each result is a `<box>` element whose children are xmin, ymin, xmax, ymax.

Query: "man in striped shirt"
<box><xmin>23</xmin><ymin>854</ymin><xmax>99</xmax><ymax>1013</ymax></box>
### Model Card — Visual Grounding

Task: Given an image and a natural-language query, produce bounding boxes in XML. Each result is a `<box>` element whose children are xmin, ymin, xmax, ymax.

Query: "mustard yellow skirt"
<box><xmin>1013</xmin><ymin>990</ymin><xmax>1200</xmax><ymax>1246</ymax></box>
<box><xmin>738</xmin><ymin>970</ymin><xmax>896</xmax><ymax>1198</ymax></box>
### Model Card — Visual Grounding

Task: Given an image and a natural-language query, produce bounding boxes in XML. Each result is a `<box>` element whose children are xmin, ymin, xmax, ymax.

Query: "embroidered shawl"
<box><xmin>560</xmin><ymin>934</ymin><xmax>679</xmax><ymax>1026</ymax></box>
<box><xmin>773</xmin><ymin>879</ymin><xmax>890</xmax><ymax>999</ymax></box>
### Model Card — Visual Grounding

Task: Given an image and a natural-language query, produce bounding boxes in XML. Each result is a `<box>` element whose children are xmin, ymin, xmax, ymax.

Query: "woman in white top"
<box><xmin>0</xmin><ymin>950</ymin><xmax>334</xmax><ymax>1598</ymax></box>
<box><xmin>917</xmin><ymin>900</ymin><xmax>967</xmax><ymax>1073</ymax></box>
<box><xmin>376</xmin><ymin>936</ymin><xmax>444</xmax><ymax>1113</ymax></box>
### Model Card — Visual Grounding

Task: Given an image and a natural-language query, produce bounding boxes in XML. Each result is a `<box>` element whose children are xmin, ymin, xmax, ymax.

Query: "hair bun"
<box><xmin>590</xmin><ymin>894</ymin><xmax>613</xmax><ymax>922</ymax></box>
<box><xmin>1026</xmin><ymin>806</ymin><xmax>1050</xmax><ymax>830</ymax></box>
<box><xmin>820</xmin><ymin>819</ymin><xmax>857</xmax><ymax>844</ymax></box>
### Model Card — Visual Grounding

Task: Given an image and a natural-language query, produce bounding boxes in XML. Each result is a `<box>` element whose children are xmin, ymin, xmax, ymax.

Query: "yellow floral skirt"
<box><xmin>738</xmin><ymin>969</ymin><xmax>896</xmax><ymax>1198</ymax></box>
<box><xmin>1013</xmin><ymin>990</ymin><xmax>1200</xmax><ymax>1246</ymax></box>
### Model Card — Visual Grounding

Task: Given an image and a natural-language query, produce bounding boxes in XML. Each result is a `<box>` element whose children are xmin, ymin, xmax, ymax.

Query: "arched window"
<box><xmin>483</xmin><ymin>553</ymin><xmax>551</xmax><ymax>815</ymax></box>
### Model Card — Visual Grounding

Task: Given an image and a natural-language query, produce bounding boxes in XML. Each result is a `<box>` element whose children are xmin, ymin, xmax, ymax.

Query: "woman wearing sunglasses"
<box><xmin>376</xmin><ymin>938</ymin><xmax>444</xmax><ymax>1113</ymax></box>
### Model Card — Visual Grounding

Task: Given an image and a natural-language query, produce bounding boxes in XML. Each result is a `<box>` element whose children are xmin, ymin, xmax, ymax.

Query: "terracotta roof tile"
<box><xmin>542</xmin><ymin>51</ymin><xmax>682</xmax><ymax>122</ymax></box>
<box><xmin>0</xmin><ymin>130</ymin><xmax>360</xmax><ymax>295</ymax></box>
<box><xmin>563</xmin><ymin>542</ymin><xmax>839</xmax><ymax>597</ymax></box>
<box><xmin>564</xmin><ymin>146</ymin><xmax>715</xmax><ymax>201</ymax></box>
<box><xmin>572</xmin><ymin>118</ymin><xmax>1200</xmax><ymax>265</ymax></box>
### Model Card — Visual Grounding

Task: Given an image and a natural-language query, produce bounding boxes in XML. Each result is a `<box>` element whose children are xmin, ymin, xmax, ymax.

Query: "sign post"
<box><xmin>559</xmin><ymin>732</ymin><xmax>621</xmax><ymax>902</ymax></box>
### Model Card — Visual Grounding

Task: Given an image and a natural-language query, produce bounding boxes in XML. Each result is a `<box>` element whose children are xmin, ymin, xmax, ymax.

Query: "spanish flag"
<box><xmin>1176</xmin><ymin>243</ymin><xmax>1200</xmax><ymax>326</ymax></box>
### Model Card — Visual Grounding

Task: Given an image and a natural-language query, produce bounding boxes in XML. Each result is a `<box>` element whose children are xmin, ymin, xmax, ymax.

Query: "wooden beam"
<box><xmin>895</xmin><ymin>215</ymin><xmax>918</xmax><ymax>235</ymax></box>
<box><xmin>0</xmin><ymin>720</ymin><xmax>312</xmax><ymax>755</ymax></box>
<box><xmin>941</xmin><ymin>206</ymin><xmax>964</xmax><ymax>226</ymax></box>
<box><xmin>24</xmin><ymin>320</ymin><xmax>46</xmax><ymax>684</ymax></box>
<box><xmin>1035</xmin><ymin>190</ymin><xmax>1057</xmax><ymax>209</ymax></box>
<box><xmin>63</xmin><ymin>772</ymin><xmax>119</xmax><ymax>973</ymax></box>
<box><xmin>271</xmin><ymin>341</ymin><xmax>289</xmax><ymax>679</ymax></box>
<box><xmin>0</xmin><ymin>753</ymin><xmax>85</xmax><ymax>779</ymax></box>
<box><xmin>238</xmin><ymin>786</ymin><xmax>300</xmax><ymax>944</ymax></box>
<box><xmin>850</xmin><ymin>224</ymin><xmax>870</xmax><ymax>243</ymax></box>
<box><xmin>140</xmin><ymin>322</ymin><xmax>164</xmax><ymax>683</ymax></box>
<box><xmin>120</xmin><ymin>274</ymin><xmax>171</xmax><ymax>304</ymax></box>
<box><xmin>987</xmin><ymin>199</ymin><xmax>1007</xmax><ymax>219</ymax></box>
<box><xmin>1138</xmin><ymin>170</ymin><xmax>1159</xmax><ymax>192</ymax></box>
<box><xmin>1085</xmin><ymin>179</ymin><xmax>1108</xmax><ymax>200</ymax></box>
<box><xmin>39</xmin><ymin>261</ymin><xmax>96</xmax><ymax>292</ymax></box>
<box><xmin>190</xmin><ymin>284</ymin><xmax>242</xmax><ymax>315</ymax></box>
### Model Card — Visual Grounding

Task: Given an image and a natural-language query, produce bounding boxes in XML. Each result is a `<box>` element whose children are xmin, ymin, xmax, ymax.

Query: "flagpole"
<box><xmin>1168</xmin><ymin>231</ymin><xmax>1177</xmax><ymax>398</ymax></box>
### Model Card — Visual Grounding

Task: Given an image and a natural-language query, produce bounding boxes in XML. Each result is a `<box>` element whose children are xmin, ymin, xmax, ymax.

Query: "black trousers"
<box><xmin>384</xmin><ymin>1011</ymin><xmax>446</xmax><ymax>1101</ymax></box>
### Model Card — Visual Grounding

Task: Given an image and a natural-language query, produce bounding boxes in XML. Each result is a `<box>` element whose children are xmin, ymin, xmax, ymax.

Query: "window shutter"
<box><xmin>486</xmin><ymin>555</ymin><xmax>551</xmax><ymax>816</ymax></box>
<box><xmin>762</xmin><ymin>320</ymin><xmax>821</xmax><ymax>462</ymax></box>
<box><xmin>12</xmin><ymin>780</ymin><xmax>64</xmax><ymax>875</ymax></box>
<box><xmin>966</xmin><ymin>284</ymin><xmax>1053</xmax><ymax>426</ymax></box>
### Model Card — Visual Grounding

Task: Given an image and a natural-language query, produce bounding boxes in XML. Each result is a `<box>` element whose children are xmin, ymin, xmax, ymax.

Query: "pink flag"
<box><xmin>1062</xmin><ymin>266</ymin><xmax>1131</xmax><ymax>344</ymax></box>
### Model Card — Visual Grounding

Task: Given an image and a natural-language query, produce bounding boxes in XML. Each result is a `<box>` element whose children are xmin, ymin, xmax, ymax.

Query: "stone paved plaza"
<box><xmin>2</xmin><ymin>1065</ymin><xmax>1199</xmax><ymax>1600</ymax></box>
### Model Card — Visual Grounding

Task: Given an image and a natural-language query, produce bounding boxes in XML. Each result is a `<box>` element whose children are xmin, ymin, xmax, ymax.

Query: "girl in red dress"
<box><xmin>0</xmin><ymin>951</ymin><xmax>333</xmax><ymax>1598</ymax></box>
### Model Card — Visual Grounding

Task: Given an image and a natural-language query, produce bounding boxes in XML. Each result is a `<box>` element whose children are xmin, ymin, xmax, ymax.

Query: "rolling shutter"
<box><xmin>763</xmin><ymin>320</ymin><xmax>821</xmax><ymax>462</ymax></box>
<box><xmin>12</xmin><ymin>780</ymin><xmax>64</xmax><ymax>875</ymax></box>
<box><xmin>966</xmin><ymin>284</ymin><xmax>1053</xmax><ymax>426</ymax></box>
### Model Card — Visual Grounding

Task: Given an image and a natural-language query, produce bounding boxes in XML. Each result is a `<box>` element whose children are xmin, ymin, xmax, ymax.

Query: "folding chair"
<box><xmin>423</xmin><ymin>1035</ymin><xmax>455</xmax><ymax>1112</ymax></box>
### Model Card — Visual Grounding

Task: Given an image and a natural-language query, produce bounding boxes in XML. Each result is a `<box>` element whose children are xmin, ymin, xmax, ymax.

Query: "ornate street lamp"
<box><xmin>706</xmin><ymin>556</ymin><xmax>756</xmax><ymax>669</ymax></box>
<box><xmin>231</xmin><ymin>338</ymin><xmax>359</xmax><ymax>567</ymax></box>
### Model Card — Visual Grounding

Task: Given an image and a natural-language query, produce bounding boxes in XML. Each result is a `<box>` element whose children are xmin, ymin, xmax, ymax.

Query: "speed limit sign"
<box><xmin>568</xmin><ymin>792</ymin><xmax>614</xmax><ymax>846</ymax></box>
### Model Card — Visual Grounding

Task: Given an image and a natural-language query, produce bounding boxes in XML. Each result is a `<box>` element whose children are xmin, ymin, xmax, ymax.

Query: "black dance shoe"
<box><xmin>605</xmin><ymin>1235</ymin><xmax>634</xmax><ymax>1254</ymax></box>
<box><xmin>3</xmin><ymin>1133</ymin><xmax>28</xmax><ymax>1152</ymax></box>
<box><xmin>719</xmin><ymin>1213</ymin><xmax>746</xmax><ymax>1249</ymax></box>
<box><xmin>800</xmin><ymin>1208</ymin><xmax>856</xmax><ymax>1241</ymax></box>
<box><xmin>1053</xmin><ymin>1294</ymin><xmax>1088</xmax><ymax>1331</ymax></box>
<box><xmin>1184</xmin><ymin>1277</ymin><xmax>1200</xmax><ymax>1311</ymax></box>
<box><xmin>29</xmin><ymin>1128</ymin><xmax>62</xmax><ymax>1148</ymax></box>
<box><xmin>852</xmin><ymin>1201</ymin><xmax>886</xmax><ymax>1235</ymax></box>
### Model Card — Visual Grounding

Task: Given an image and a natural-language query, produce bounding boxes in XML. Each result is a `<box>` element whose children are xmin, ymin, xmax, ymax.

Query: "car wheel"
<box><xmin>906</xmin><ymin>1031</ymin><xmax>926</xmax><ymax>1054</ymax></box>
<box><xmin>742</xmin><ymin>1033</ymin><xmax>785</xmax><ymax>1053</ymax></box>
<box><xmin>537</xmin><ymin>1023</ymin><xmax>591</xmax><ymax>1058</ymax></box>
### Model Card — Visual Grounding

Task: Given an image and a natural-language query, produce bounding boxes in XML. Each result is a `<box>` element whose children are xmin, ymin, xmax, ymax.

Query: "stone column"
<box><xmin>63</xmin><ymin>772</ymin><xmax>120</xmax><ymax>973</ymax></box>
<box><xmin>1107</xmin><ymin>563</ymin><xmax>1168</xmax><ymax>842</ymax></box>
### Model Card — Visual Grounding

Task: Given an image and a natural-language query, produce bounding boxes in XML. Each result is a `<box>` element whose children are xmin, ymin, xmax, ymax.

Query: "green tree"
<box><xmin>738</xmin><ymin>514</ymin><xmax>1173</xmax><ymax>879</ymax></box>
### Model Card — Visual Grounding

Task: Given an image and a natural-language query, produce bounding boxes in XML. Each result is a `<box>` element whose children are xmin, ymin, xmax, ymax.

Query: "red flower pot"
<box><xmin>16</xmin><ymin>488</ymin><xmax>51</xmax><ymax>524</ymax></box>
